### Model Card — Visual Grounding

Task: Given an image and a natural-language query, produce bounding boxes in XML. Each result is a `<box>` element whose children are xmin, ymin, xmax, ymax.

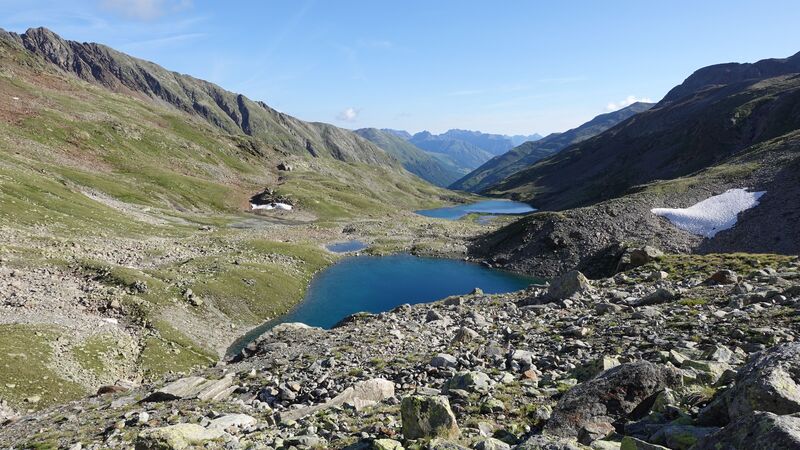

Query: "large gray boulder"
<box><xmin>400</xmin><ymin>395</ymin><xmax>460</xmax><ymax>440</ymax></box>
<box><xmin>280</xmin><ymin>378</ymin><xmax>394</xmax><ymax>422</ymax></box>
<box><xmin>135</xmin><ymin>423</ymin><xmax>223</xmax><ymax>450</ymax></box>
<box><xmin>548</xmin><ymin>270</ymin><xmax>591</xmax><ymax>300</ymax></box>
<box><xmin>544</xmin><ymin>361</ymin><xmax>682</xmax><ymax>439</ymax></box>
<box><xmin>617</xmin><ymin>245</ymin><xmax>663</xmax><ymax>272</ymax></box>
<box><xmin>145</xmin><ymin>374</ymin><xmax>237</xmax><ymax>402</ymax></box>
<box><xmin>443</xmin><ymin>371</ymin><xmax>492</xmax><ymax>394</ymax></box>
<box><xmin>698</xmin><ymin>342</ymin><xmax>800</xmax><ymax>425</ymax></box>
<box><xmin>693</xmin><ymin>411</ymin><xmax>800</xmax><ymax>450</ymax></box>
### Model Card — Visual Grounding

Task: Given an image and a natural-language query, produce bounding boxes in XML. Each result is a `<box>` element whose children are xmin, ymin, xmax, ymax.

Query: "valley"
<box><xmin>0</xmin><ymin>16</ymin><xmax>799</xmax><ymax>450</ymax></box>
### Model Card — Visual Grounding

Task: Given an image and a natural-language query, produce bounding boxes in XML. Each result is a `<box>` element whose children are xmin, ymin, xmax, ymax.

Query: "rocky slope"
<box><xmin>472</xmin><ymin>129</ymin><xmax>800</xmax><ymax>278</ymax></box>
<box><xmin>486</xmin><ymin>52</ymin><xmax>800</xmax><ymax>211</ymax></box>
<box><xmin>2</xmin><ymin>252</ymin><xmax>799</xmax><ymax>449</ymax></box>
<box><xmin>470</xmin><ymin>53</ymin><xmax>800</xmax><ymax>277</ymax></box>
<box><xmin>450</xmin><ymin>103</ymin><xmax>653</xmax><ymax>193</ymax></box>
<box><xmin>0</xmin><ymin>27</ymin><xmax>398</xmax><ymax>167</ymax></box>
<box><xmin>355</xmin><ymin>129</ymin><xmax>465</xmax><ymax>187</ymax></box>
<box><xmin>0</xmin><ymin>23</ymin><xmax>486</xmax><ymax>415</ymax></box>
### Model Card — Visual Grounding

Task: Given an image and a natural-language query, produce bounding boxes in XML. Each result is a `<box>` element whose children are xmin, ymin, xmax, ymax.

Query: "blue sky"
<box><xmin>2</xmin><ymin>1</ymin><xmax>800</xmax><ymax>135</ymax></box>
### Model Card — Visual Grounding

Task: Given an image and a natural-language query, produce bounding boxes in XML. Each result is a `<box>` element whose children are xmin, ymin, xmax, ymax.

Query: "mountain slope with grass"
<box><xmin>472</xmin><ymin>53</ymin><xmax>800</xmax><ymax>277</ymax></box>
<box><xmin>2</xmin><ymin>27</ymin><xmax>398</xmax><ymax>167</ymax></box>
<box><xmin>485</xmin><ymin>52</ymin><xmax>800</xmax><ymax>211</ymax></box>
<box><xmin>408</xmin><ymin>131</ymin><xmax>495</xmax><ymax>171</ymax></box>
<box><xmin>0</xmin><ymin>26</ymin><xmax>481</xmax><ymax>410</ymax></box>
<box><xmin>354</xmin><ymin>128</ymin><xmax>464</xmax><ymax>186</ymax></box>
<box><xmin>451</xmin><ymin>102</ymin><xmax>653</xmax><ymax>192</ymax></box>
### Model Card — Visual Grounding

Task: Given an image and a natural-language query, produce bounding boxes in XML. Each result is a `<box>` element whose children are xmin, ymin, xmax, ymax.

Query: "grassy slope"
<box><xmin>486</xmin><ymin>73</ymin><xmax>800</xmax><ymax>210</ymax></box>
<box><xmin>354</xmin><ymin>128</ymin><xmax>464</xmax><ymax>187</ymax></box>
<box><xmin>0</xmin><ymin>37</ymin><xmax>463</xmax><ymax>407</ymax></box>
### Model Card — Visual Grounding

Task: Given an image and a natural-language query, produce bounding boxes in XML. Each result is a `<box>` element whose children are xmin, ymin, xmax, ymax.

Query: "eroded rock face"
<box><xmin>544</xmin><ymin>361</ymin><xmax>682</xmax><ymax>438</ymax></box>
<box><xmin>400</xmin><ymin>395</ymin><xmax>459</xmax><ymax>440</ymax></box>
<box><xmin>693</xmin><ymin>412</ymin><xmax>800</xmax><ymax>450</ymax></box>
<box><xmin>699</xmin><ymin>342</ymin><xmax>800</xmax><ymax>425</ymax></box>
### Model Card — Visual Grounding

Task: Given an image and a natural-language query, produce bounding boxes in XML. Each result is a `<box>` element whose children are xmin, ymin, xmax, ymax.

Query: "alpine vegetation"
<box><xmin>1</xmin><ymin>3</ymin><xmax>799</xmax><ymax>450</ymax></box>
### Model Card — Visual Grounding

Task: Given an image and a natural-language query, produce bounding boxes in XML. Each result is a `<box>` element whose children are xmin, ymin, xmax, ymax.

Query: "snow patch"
<box><xmin>250</xmin><ymin>202</ymin><xmax>292</xmax><ymax>211</ymax></box>
<box><xmin>651</xmin><ymin>188</ymin><xmax>765</xmax><ymax>238</ymax></box>
<box><xmin>102</xmin><ymin>317</ymin><xmax>119</xmax><ymax>325</ymax></box>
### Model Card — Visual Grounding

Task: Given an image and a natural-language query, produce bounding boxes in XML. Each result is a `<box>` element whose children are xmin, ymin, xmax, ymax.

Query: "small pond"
<box><xmin>416</xmin><ymin>199</ymin><xmax>535</xmax><ymax>220</ymax></box>
<box><xmin>228</xmin><ymin>254</ymin><xmax>539</xmax><ymax>355</ymax></box>
<box><xmin>326</xmin><ymin>240</ymin><xmax>369</xmax><ymax>253</ymax></box>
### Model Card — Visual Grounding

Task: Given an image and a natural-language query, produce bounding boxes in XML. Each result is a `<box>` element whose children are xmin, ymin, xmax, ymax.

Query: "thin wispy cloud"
<box><xmin>536</xmin><ymin>76</ymin><xmax>587</xmax><ymax>84</ymax></box>
<box><xmin>606</xmin><ymin>95</ymin><xmax>653</xmax><ymax>111</ymax></box>
<box><xmin>357</xmin><ymin>39</ymin><xmax>393</xmax><ymax>49</ymax></box>
<box><xmin>100</xmin><ymin>0</ymin><xmax>193</xmax><ymax>21</ymax></box>
<box><xmin>447</xmin><ymin>89</ymin><xmax>485</xmax><ymax>97</ymax></box>
<box><xmin>337</xmin><ymin>107</ymin><xmax>360</xmax><ymax>122</ymax></box>
<box><xmin>120</xmin><ymin>32</ymin><xmax>205</xmax><ymax>50</ymax></box>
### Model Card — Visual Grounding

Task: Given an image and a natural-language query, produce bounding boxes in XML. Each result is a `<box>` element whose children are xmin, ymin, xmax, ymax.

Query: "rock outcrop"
<box><xmin>544</xmin><ymin>361</ymin><xmax>682</xmax><ymax>438</ymax></box>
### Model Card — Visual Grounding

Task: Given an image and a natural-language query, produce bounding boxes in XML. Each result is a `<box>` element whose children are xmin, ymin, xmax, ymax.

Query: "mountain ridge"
<box><xmin>450</xmin><ymin>102</ymin><xmax>653</xmax><ymax>192</ymax></box>
<box><xmin>354</xmin><ymin>128</ymin><xmax>464</xmax><ymax>186</ymax></box>
<box><xmin>1</xmin><ymin>26</ymin><xmax>399</xmax><ymax>168</ymax></box>
<box><xmin>485</xmin><ymin>52</ymin><xmax>800</xmax><ymax>211</ymax></box>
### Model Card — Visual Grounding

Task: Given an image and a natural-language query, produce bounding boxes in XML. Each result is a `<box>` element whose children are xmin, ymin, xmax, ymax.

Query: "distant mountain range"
<box><xmin>354</xmin><ymin>128</ymin><xmax>464</xmax><ymax>186</ymax></box>
<box><xmin>451</xmin><ymin>102</ymin><xmax>653</xmax><ymax>192</ymax></box>
<box><xmin>368</xmin><ymin>128</ymin><xmax>542</xmax><ymax>183</ymax></box>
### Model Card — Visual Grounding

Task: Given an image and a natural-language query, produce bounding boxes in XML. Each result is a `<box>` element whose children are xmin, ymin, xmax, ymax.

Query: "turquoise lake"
<box><xmin>416</xmin><ymin>199</ymin><xmax>536</xmax><ymax>220</ymax></box>
<box><xmin>228</xmin><ymin>254</ymin><xmax>538</xmax><ymax>355</ymax></box>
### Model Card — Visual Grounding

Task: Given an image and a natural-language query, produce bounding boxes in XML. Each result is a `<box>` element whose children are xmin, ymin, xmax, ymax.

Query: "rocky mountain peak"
<box><xmin>661</xmin><ymin>51</ymin><xmax>800</xmax><ymax>105</ymax></box>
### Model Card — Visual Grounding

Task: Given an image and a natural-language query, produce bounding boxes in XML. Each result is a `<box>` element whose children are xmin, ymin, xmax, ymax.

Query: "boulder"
<box><xmin>280</xmin><ymin>378</ymin><xmax>394</xmax><ymax>422</ymax></box>
<box><xmin>135</xmin><ymin>424</ymin><xmax>223</xmax><ymax>450</ymax></box>
<box><xmin>706</xmin><ymin>270</ymin><xmax>738</xmax><ymax>285</ymax></box>
<box><xmin>577</xmin><ymin>420</ymin><xmax>615</xmax><ymax>445</ymax></box>
<box><xmin>474</xmin><ymin>437</ymin><xmax>511</xmax><ymax>450</ymax></box>
<box><xmin>452</xmin><ymin>327</ymin><xmax>479</xmax><ymax>344</ymax></box>
<box><xmin>372</xmin><ymin>438</ymin><xmax>404</xmax><ymax>450</ymax></box>
<box><xmin>444</xmin><ymin>371</ymin><xmax>492</xmax><ymax>394</ymax></box>
<box><xmin>400</xmin><ymin>395</ymin><xmax>459</xmax><ymax>440</ymax></box>
<box><xmin>617</xmin><ymin>246</ymin><xmax>663</xmax><ymax>272</ymax></box>
<box><xmin>145</xmin><ymin>374</ymin><xmax>236</xmax><ymax>402</ymax></box>
<box><xmin>619</xmin><ymin>436</ymin><xmax>669</xmax><ymax>450</ymax></box>
<box><xmin>698</xmin><ymin>342</ymin><xmax>800</xmax><ymax>425</ymax></box>
<box><xmin>548</xmin><ymin>270</ymin><xmax>591</xmax><ymax>300</ymax></box>
<box><xmin>693</xmin><ymin>412</ymin><xmax>800</xmax><ymax>450</ymax></box>
<box><xmin>544</xmin><ymin>361</ymin><xmax>682</xmax><ymax>438</ymax></box>
<box><xmin>431</xmin><ymin>353</ymin><xmax>458</xmax><ymax>368</ymax></box>
<box><xmin>648</xmin><ymin>424</ymin><xmax>718</xmax><ymax>450</ymax></box>
<box><xmin>634</xmin><ymin>288</ymin><xmax>677</xmax><ymax>307</ymax></box>
<box><xmin>428</xmin><ymin>439</ymin><xmax>469</xmax><ymax>449</ymax></box>
<box><xmin>207</xmin><ymin>413</ymin><xmax>256</xmax><ymax>432</ymax></box>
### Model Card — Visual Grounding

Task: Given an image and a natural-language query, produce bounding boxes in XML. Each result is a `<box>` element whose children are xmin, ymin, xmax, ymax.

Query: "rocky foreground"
<box><xmin>1</xmin><ymin>251</ymin><xmax>800</xmax><ymax>449</ymax></box>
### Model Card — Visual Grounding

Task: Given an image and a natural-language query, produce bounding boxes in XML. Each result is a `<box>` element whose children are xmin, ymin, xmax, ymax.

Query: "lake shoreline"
<box><xmin>225</xmin><ymin>253</ymin><xmax>541</xmax><ymax>357</ymax></box>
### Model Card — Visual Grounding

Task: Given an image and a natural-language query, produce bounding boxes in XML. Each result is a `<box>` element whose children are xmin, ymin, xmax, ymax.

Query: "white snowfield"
<box><xmin>651</xmin><ymin>188</ymin><xmax>766</xmax><ymax>238</ymax></box>
<box><xmin>250</xmin><ymin>202</ymin><xmax>293</xmax><ymax>211</ymax></box>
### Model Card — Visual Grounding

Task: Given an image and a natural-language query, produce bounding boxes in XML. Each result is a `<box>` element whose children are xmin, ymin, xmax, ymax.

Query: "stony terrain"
<box><xmin>2</xmin><ymin>251</ymin><xmax>799</xmax><ymax>449</ymax></box>
<box><xmin>472</xmin><ymin>130</ymin><xmax>800</xmax><ymax>277</ymax></box>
